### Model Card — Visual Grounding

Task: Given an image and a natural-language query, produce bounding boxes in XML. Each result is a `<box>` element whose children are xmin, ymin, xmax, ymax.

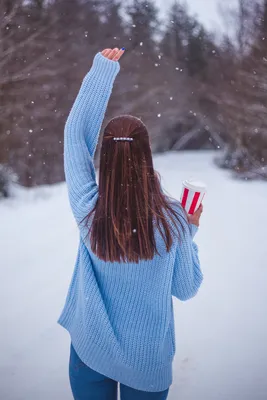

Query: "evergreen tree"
<box><xmin>99</xmin><ymin>0</ymin><xmax>126</xmax><ymax>46</ymax></box>
<box><xmin>186</xmin><ymin>26</ymin><xmax>208</xmax><ymax>77</ymax></box>
<box><xmin>126</xmin><ymin>0</ymin><xmax>159</xmax><ymax>54</ymax></box>
<box><xmin>160</xmin><ymin>1</ymin><xmax>192</xmax><ymax>62</ymax></box>
<box><xmin>160</xmin><ymin>1</ymin><xmax>214</xmax><ymax>78</ymax></box>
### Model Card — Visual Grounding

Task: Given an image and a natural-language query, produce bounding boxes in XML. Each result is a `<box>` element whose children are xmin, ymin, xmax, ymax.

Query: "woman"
<box><xmin>58</xmin><ymin>47</ymin><xmax>203</xmax><ymax>400</ymax></box>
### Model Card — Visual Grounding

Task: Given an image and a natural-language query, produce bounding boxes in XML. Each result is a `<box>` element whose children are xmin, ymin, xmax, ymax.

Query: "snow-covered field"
<box><xmin>1</xmin><ymin>151</ymin><xmax>267</xmax><ymax>400</ymax></box>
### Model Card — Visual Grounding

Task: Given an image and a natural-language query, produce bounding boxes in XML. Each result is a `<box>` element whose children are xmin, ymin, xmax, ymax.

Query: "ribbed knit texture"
<box><xmin>58</xmin><ymin>52</ymin><xmax>203</xmax><ymax>392</ymax></box>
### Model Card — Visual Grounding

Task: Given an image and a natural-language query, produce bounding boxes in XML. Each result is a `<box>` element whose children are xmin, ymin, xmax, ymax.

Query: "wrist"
<box><xmin>92</xmin><ymin>52</ymin><xmax>120</xmax><ymax>77</ymax></box>
<box><xmin>188</xmin><ymin>216</ymin><xmax>199</xmax><ymax>227</ymax></box>
<box><xmin>189</xmin><ymin>223</ymin><xmax>199</xmax><ymax>238</ymax></box>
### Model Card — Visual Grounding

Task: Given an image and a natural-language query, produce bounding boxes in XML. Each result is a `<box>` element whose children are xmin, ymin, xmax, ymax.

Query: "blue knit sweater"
<box><xmin>58</xmin><ymin>52</ymin><xmax>203</xmax><ymax>392</ymax></box>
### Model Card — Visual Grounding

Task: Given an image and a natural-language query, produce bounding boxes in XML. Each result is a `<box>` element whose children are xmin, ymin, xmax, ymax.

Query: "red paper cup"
<box><xmin>180</xmin><ymin>179</ymin><xmax>206</xmax><ymax>215</ymax></box>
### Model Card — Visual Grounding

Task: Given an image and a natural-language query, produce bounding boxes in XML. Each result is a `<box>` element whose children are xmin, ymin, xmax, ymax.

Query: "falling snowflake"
<box><xmin>140</xmin><ymin>42</ymin><xmax>143</xmax><ymax>46</ymax></box>
<box><xmin>170</xmin><ymin>97</ymin><xmax>173</xmax><ymax>100</ymax></box>
<box><xmin>157</xmin><ymin>113</ymin><xmax>161</xmax><ymax>117</ymax></box>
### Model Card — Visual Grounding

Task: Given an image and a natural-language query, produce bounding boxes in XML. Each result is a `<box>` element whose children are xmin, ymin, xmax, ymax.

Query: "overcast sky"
<box><xmin>156</xmin><ymin>0</ymin><xmax>238</xmax><ymax>33</ymax></box>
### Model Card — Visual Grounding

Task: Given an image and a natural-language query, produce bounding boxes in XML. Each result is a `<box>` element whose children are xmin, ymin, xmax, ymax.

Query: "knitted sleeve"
<box><xmin>172</xmin><ymin>209</ymin><xmax>203</xmax><ymax>301</ymax></box>
<box><xmin>64</xmin><ymin>52</ymin><xmax>120</xmax><ymax>224</ymax></box>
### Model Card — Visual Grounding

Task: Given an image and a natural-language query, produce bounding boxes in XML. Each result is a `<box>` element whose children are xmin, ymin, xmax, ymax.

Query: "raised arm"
<box><xmin>172</xmin><ymin>207</ymin><xmax>203</xmax><ymax>301</ymax></box>
<box><xmin>64</xmin><ymin>48</ymin><xmax>124</xmax><ymax>225</ymax></box>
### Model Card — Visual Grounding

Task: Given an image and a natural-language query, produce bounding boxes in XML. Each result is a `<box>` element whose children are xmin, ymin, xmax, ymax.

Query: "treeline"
<box><xmin>1</xmin><ymin>0</ymin><xmax>267</xmax><ymax>188</ymax></box>
<box><xmin>213</xmin><ymin>0</ymin><xmax>267</xmax><ymax>179</ymax></box>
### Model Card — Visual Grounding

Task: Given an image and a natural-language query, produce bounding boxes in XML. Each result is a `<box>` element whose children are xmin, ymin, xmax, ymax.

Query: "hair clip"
<box><xmin>113</xmin><ymin>137</ymin><xmax>133</xmax><ymax>142</ymax></box>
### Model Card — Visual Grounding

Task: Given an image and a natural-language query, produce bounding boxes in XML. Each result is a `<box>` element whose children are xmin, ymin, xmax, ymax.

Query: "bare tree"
<box><xmin>212</xmin><ymin>0</ymin><xmax>267</xmax><ymax>179</ymax></box>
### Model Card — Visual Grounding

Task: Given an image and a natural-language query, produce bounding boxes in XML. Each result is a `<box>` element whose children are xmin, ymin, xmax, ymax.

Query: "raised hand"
<box><xmin>101</xmin><ymin>47</ymin><xmax>125</xmax><ymax>62</ymax></box>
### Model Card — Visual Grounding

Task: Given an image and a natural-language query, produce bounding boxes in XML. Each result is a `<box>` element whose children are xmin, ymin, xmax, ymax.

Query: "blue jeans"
<box><xmin>69</xmin><ymin>344</ymin><xmax>169</xmax><ymax>400</ymax></box>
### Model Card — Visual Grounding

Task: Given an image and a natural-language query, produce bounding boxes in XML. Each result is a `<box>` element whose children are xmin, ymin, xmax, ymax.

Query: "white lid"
<box><xmin>183</xmin><ymin>179</ymin><xmax>207</xmax><ymax>191</ymax></box>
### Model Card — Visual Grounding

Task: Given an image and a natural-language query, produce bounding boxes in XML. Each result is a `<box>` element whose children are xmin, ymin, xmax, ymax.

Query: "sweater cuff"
<box><xmin>91</xmin><ymin>52</ymin><xmax>120</xmax><ymax>82</ymax></box>
<box><xmin>190</xmin><ymin>223</ymin><xmax>198</xmax><ymax>238</ymax></box>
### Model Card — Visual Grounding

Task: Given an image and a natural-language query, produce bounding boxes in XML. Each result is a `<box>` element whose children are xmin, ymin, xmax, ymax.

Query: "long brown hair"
<box><xmin>88</xmin><ymin>115</ymin><xmax>181</xmax><ymax>263</ymax></box>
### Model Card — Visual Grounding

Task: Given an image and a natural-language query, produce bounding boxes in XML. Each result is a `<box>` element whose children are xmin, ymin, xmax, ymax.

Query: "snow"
<box><xmin>1</xmin><ymin>151</ymin><xmax>267</xmax><ymax>400</ymax></box>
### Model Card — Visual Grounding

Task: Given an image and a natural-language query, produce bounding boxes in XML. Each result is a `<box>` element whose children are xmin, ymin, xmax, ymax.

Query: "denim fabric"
<box><xmin>69</xmin><ymin>344</ymin><xmax>169</xmax><ymax>400</ymax></box>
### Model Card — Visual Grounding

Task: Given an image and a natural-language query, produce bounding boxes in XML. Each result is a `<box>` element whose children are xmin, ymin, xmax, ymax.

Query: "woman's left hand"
<box><xmin>101</xmin><ymin>47</ymin><xmax>125</xmax><ymax>62</ymax></box>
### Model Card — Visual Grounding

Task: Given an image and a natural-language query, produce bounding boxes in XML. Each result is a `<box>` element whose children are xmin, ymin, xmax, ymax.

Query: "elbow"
<box><xmin>178</xmin><ymin>284</ymin><xmax>202</xmax><ymax>302</ymax></box>
<box><xmin>174</xmin><ymin>273</ymin><xmax>203</xmax><ymax>302</ymax></box>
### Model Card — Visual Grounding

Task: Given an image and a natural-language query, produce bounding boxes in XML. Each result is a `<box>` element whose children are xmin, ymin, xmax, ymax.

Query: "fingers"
<box><xmin>113</xmin><ymin>48</ymin><xmax>125</xmax><ymax>61</ymax></box>
<box><xmin>194</xmin><ymin>204</ymin><xmax>203</xmax><ymax>217</ymax></box>
<box><xmin>106</xmin><ymin>48</ymin><xmax>119</xmax><ymax>60</ymax></box>
<box><xmin>101</xmin><ymin>48</ymin><xmax>112</xmax><ymax>57</ymax></box>
<box><xmin>101</xmin><ymin>47</ymin><xmax>125</xmax><ymax>61</ymax></box>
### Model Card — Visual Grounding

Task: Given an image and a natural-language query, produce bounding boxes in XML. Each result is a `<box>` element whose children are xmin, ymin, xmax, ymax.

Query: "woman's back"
<box><xmin>58</xmin><ymin>49</ymin><xmax>203</xmax><ymax>394</ymax></box>
<box><xmin>59</xmin><ymin>206</ymin><xmax>201</xmax><ymax>392</ymax></box>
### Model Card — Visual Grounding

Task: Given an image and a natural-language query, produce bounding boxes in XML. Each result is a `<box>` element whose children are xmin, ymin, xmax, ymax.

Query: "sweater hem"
<box><xmin>58</xmin><ymin>319</ymin><xmax>172</xmax><ymax>393</ymax></box>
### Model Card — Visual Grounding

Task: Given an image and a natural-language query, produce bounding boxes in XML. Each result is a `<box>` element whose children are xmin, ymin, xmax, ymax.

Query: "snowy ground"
<box><xmin>1</xmin><ymin>151</ymin><xmax>267</xmax><ymax>400</ymax></box>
